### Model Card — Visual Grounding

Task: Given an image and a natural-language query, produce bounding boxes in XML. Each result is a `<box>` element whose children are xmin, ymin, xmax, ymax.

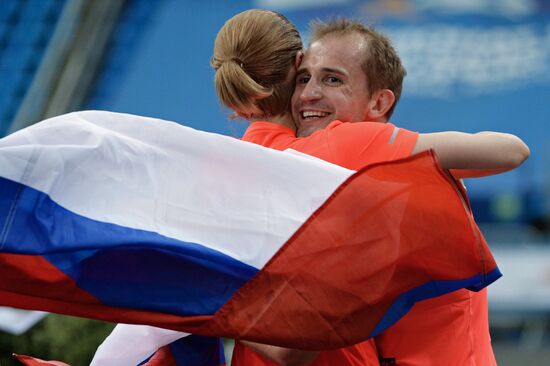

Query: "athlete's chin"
<box><xmin>296</xmin><ymin>118</ymin><xmax>332</xmax><ymax>137</ymax></box>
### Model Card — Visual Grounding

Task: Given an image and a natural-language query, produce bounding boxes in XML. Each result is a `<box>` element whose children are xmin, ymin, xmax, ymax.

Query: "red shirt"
<box><xmin>239</xmin><ymin>120</ymin><xmax>495</xmax><ymax>366</ymax></box>
<box><xmin>242</xmin><ymin>120</ymin><xmax>417</xmax><ymax>170</ymax></box>
<box><xmin>231</xmin><ymin>340</ymin><xmax>379</xmax><ymax>366</ymax></box>
<box><xmin>236</xmin><ymin>120</ymin><xmax>417</xmax><ymax>366</ymax></box>
<box><xmin>375</xmin><ymin>288</ymin><xmax>494</xmax><ymax>366</ymax></box>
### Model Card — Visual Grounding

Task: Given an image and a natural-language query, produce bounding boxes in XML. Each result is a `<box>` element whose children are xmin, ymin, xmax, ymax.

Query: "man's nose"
<box><xmin>299</xmin><ymin>79</ymin><xmax>322</xmax><ymax>102</ymax></box>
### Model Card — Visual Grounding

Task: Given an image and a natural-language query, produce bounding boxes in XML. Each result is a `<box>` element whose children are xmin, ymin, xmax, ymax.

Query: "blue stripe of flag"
<box><xmin>0</xmin><ymin>176</ymin><xmax>258</xmax><ymax>316</ymax></box>
<box><xmin>370</xmin><ymin>267</ymin><xmax>502</xmax><ymax>337</ymax></box>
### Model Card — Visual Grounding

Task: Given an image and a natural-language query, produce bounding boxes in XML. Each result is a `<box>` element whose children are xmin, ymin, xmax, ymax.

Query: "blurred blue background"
<box><xmin>2</xmin><ymin>0</ymin><xmax>549</xmax><ymax>229</ymax></box>
<box><xmin>1</xmin><ymin>0</ymin><xmax>549</xmax><ymax>364</ymax></box>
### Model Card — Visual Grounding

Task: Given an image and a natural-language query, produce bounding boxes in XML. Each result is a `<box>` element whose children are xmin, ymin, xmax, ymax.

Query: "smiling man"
<box><xmin>246</xmin><ymin>20</ymin><xmax>498</xmax><ymax>366</ymax></box>
<box><xmin>292</xmin><ymin>26</ymin><xmax>400</xmax><ymax>138</ymax></box>
<box><xmin>237</xmin><ymin>18</ymin><xmax>529</xmax><ymax>366</ymax></box>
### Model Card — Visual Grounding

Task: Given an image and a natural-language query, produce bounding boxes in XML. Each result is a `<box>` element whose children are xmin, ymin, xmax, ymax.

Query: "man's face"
<box><xmin>291</xmin><ymin>32</ymin><xmax>371</xmax><ymax>137</ymax></box>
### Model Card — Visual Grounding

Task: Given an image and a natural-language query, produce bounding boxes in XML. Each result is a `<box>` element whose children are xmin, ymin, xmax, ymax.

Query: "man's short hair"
<box><xmin>309</xmin><ymin>18</ymin><xmax>406</xmax><ymax>118</ymax></box>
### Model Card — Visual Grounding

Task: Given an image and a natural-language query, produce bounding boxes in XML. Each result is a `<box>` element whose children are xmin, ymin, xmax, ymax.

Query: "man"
<box><xmin>235</xmin><ymin>18</ymin><xmax>529</xmax><ymax>366</ymax></box>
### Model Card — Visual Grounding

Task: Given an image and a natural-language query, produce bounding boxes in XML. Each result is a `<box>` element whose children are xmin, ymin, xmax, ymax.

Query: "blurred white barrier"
<box><xmin>0</xmin><ymin>307</ymin><xmax>47</xmax><ymax>335</ymax></box>
<box><xmin>489</xmin><ymin>244</ymin><xmax>550</xmax><ymax>349</ymax></box>
<box><xmin>489</xmin><ymin>245</ymin><xmax>550</xmax><ymax>311</ymax></box>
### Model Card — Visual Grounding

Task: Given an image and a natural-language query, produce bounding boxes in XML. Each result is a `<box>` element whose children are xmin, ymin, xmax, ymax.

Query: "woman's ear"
<box><xmin>295</xmin><ymin>50</ymin><xmax>304</xmax><ymax>69</ymax></box>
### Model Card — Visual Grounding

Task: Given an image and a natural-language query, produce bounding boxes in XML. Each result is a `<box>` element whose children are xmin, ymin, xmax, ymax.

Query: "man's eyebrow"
<box><xmin>295</xmin><ymin>67</ymin><xmax>348</xmax><ymax>77</ymax></box>
<box><xmin>320</xmin><ymin>67</ymin><xmax>347</xmax><ymax>76</ymax></box>
<box><xmin>296</xmin><ymin>68</ymin><xmax>309</xmax><ymax>77</ymax></box>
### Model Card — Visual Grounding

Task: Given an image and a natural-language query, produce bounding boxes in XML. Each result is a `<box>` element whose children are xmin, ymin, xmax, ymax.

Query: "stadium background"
<box><xmin>0</xmin><ymin>0</ymin><xmax>549</xmax><ymax>364</ymax></box>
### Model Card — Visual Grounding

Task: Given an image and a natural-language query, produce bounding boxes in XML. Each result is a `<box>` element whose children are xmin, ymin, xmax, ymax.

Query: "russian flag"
<box><xmin>1</xmin><ymin>111</ymin><xmax>500</xmax><ymax>352</ymax></box>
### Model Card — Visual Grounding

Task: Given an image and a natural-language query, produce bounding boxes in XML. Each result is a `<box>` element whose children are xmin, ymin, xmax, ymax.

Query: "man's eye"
<box><xmin>325</xmin><ymin>76</ymin><xmax>341</xmax><ymax>84</ymax></box>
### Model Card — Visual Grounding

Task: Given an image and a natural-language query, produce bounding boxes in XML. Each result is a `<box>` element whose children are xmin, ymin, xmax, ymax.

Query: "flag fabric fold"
<box><xmin>13</xmin><ymin>354</ymin><xmax>70</xmax><ymax>366</ymax></box>
<box><xmin>1</xmin><ymin>111</ymin><xmax>500</xmax><ymax>354</ymax></box>
<box><xmin>90</xmin><ymin>325</ymin><xmax>189</xmax><ymax>365</ymax></box>
<box><xmin>136</xmin><ymin>335</ymin><xmax>225</xmax><ymax>366</ymax></box>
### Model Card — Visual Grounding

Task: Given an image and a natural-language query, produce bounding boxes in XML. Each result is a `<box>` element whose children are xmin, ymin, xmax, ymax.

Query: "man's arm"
<box><xmin>239</xmin><ymin>341</ymin><xmax>319</xmax><ymax>366</ymax></box>
<box><xmin>411</xmin><ymin>131</ymin><xmax>530</xmax><ymax>177</ymax></box>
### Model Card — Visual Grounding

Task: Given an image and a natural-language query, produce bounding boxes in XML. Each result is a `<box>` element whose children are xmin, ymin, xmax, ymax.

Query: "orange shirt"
<box><xmin>242</xmin><ymin>120</ymin><xmax>417</xmax><ymax>170</ymax></box>
<box><xmin>375</xmin><ymin>289</ymin><xmax>495</xmax><ymax>366</ymax></box>
<box><xmin>231</xmin><ymin>340</ymin><xmax>379</xmax><ymax>366</ymax></box>
<box><xmin>240</xmin><ymin>120</ymin><xmax>496</xmax><ymax>366</ymax></box>
<box><xmin>237</xmin><ymin>120</ymin><xmax>417</xmax><ymax>366</ymax></box>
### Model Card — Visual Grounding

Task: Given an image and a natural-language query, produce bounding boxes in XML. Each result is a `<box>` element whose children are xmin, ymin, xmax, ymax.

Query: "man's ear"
<box><xmin>366</xmin><ymin>89</ymin><xmax>395</xmax><ymax>121</ymax></box>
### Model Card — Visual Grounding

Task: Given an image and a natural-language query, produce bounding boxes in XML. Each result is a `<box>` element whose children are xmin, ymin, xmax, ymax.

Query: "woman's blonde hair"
<box><xmin>211</xmin><ymin>9</ymin><xmax>302</xmax><ymax>119</ymax></box>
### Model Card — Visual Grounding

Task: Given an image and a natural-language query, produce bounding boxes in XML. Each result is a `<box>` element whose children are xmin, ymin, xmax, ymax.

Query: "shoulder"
<box><xmin>322</xmin><ymin>120</ymin><xmax>402</xmax><ymax>144</ymax></box>
<box><xmin>325</xmin><ymin>120</ymin><xmax>400</xmax><ymax>136</ymax></box>
<box><xmin>242</xmin><ymin>121</ymin><xmax>296</xmax><ymax>150</ymax></box>
<box><xmin>243</xmin><ymin>121</ymin><xmax>293</xmax><ymax>138</ymax></box>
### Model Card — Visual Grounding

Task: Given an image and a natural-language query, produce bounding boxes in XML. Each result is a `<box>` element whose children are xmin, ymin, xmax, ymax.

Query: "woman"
<box><xmin>211</xmin><ymin>9</ymin><xmax>381</xmax><ymax>366</ymax></box>
<box><xmin>92</xmin><ymin>10</ymin><xmax>380</xmax><ymax>366</ymax></box>
<box><xmin>211</xmin><ymin>9</ymin><xmax>301</xmax><ymax>129</ymax></box>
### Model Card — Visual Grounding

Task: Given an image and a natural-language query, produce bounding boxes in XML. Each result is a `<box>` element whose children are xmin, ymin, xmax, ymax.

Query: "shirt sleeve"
<box><xmin>328</xmin><ymin>122</ymin><xmax>419</xmax><ymax>170</ymax></box>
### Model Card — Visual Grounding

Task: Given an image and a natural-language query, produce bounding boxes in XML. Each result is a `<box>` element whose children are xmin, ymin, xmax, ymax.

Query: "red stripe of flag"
<box><xmin>199</xmin><ymin>151</ymin><xmax>497</xmax><ymax>349</ymax></box>
<box><xmin>13</xmin><ymin>354</ymin><xmax>70</xmax><ymax>366</ymax></box>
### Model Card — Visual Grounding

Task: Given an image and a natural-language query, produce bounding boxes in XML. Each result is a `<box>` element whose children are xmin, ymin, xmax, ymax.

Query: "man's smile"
<box><xmin>301</xmin><ymin>110</ymin><xmax>331</xmax><ymax>120</ymax></box>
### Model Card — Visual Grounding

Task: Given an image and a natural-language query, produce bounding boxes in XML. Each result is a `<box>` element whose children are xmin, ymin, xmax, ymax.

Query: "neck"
<box><xmin>261</xmin><ymin>112</ymin><xmax>297</xmax><ymax>131</ymax></box>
